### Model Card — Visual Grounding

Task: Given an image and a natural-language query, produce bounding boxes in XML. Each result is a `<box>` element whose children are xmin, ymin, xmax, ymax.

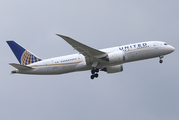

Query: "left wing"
<box><xmin>56</xmin><ymin>34</ymin><xmax>108</xmax><ymax>67</ymax></box>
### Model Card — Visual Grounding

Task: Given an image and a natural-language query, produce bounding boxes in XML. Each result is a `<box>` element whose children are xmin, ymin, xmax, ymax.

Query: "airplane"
<box><xmin>7</xmin><ymin>34</ymin><xmax>175</xmax><ymax>79</ymax></box>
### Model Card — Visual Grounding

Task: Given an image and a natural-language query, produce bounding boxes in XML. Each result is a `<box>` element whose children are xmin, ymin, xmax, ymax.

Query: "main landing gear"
<box><xmin>90</xmin><ymin>68</ymin><xmax>99</xmax><ymax>79</ymax></box>
<box><xmin>159</xmin><ymin>56</ymin><xmax>164</xmax><ymax>63</ymax></box>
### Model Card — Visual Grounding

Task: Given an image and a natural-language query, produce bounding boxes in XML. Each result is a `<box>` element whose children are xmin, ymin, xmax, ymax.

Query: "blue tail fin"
<box><xmin>7</xmin><ymin>41</ymin><xmax>42</xmax><ymax>65</ymax></box>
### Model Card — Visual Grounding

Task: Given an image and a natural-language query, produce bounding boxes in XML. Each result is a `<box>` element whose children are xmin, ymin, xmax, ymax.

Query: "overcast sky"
<box><xmin>0</xmin><ymin>0</ymin><xmax>179</xmax><ymax>120</ymax></box>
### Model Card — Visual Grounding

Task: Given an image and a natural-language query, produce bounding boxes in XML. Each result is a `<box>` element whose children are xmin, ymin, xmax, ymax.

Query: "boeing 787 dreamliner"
<box><xmin>7</xmin><ymin>34</ymin><xmax>175</xmax><ymax>79</ymax></box>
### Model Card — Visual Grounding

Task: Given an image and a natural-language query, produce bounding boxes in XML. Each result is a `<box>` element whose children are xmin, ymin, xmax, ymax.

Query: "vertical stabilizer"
<box><xmin>6</xmin><ymin>41</ymin><xmax>42</xmax><ymax>65</ymax></box>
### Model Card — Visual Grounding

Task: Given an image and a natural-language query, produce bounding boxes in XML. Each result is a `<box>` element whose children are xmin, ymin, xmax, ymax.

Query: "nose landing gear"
<box><xmin>159</xmin><ymin>60</ymin><xmax>163</xmax><ymax>63</ymax></box>
<box><xmin>159</xmin><ymin>56</ymin><xmax>164</xmax><ymax>63</ymax></box>
<box><xmin>90</xmin><ymin>68</ymin><xmax>99</xmax><ymax>79</ymax></box>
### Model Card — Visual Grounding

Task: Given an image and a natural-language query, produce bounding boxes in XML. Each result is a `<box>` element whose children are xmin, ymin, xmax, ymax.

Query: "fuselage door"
<box><xmin>154</xmin><ymin>42</ymin><xmax>158</xmax><ymax>49</ymax></box>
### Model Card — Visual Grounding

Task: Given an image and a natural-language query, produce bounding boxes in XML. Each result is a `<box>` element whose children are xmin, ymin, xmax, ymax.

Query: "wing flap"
<box><xmin>9</xmin><ymin>63</ymin><xmax>32</xmax><ymax>70</ymax></box>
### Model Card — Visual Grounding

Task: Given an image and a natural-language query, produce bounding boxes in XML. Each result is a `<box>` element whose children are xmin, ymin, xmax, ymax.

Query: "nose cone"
<box><xmin>168</xmin><ymin>45</ymin><xmax>175</xmax><ymax>53</ymax></box>
<box><xmin>170</xmin><ymin>46</ymin><xmax>175</xmax><ymax>52</ymax></box>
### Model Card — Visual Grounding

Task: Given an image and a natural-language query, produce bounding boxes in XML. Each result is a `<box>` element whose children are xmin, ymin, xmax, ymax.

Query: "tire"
<box><xmin>91</xmin><ymin>75</ymin><xmax>94</xmax><ymax>79</ymax></box>
<box><xmin>91</xmin><ymin>70</ymin><xmax>95</xmax><ymax>74</ymax></box>
<box><xmin>95</xmin><ymin>68</ymin><xmax>99</xmax><ymax>72</ymax></box>
<box><xmin>159</xmin><ymin>60</ymin><xmax>163</xmax><ymax>63</ymax></box>
<box><xmin>94</xmin><ymin>74</ymin><xmax>99</xmax><ymax>78</ymax></box>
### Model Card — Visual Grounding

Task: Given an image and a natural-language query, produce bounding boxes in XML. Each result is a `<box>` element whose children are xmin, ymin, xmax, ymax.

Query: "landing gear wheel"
<box><xmin>94</xmin><ymin>74</ymin><xmax>99</xmax><ymax>78</ymax></box>
<box><xmin>91</xmin><ymin>69</ymin><xmax>95</xmax><ymax>74</ymax></box>
<box><xmin>91</xmin><ymin>75</ymin><xmax>95</xmax><ymax>79</ymax></box>
<box><xmin>90</xmin><ymin>68</ymin><xmax>100</xmax><ymax>79</ymax></box>
<box><xmin>159</xmin><ymin>60</ymin><xmax>163</xmax><ymax>63</ymax></box>
<box><xmin>95</xmin><ymin>68</ymin><xmax>99</xmax><ymax>73</ymax></box>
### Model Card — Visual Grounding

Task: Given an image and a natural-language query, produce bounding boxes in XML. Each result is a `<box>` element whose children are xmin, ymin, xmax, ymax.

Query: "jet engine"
<box><xmin>101</xmin><ymin>65</ymin><xmax>123</xmax><ymax>73</ymax></box>
<box><xmin>106</xmin><ymin>51</ymin><xmax>125</xmax><ymax>63</ymax></box>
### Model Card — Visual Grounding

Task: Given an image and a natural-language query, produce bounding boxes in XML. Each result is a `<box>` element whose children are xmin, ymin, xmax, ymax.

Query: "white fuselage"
<box><xmin>15</xmin><ymin>41</ymin><xmax>175</xmax><ymax>75</ymax></box>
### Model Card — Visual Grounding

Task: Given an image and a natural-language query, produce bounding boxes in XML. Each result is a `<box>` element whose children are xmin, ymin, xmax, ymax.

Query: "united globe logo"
<box><xmin>21</xmin><ymin>50</ymin><xmax>42</xmax><ymax>65</ymax></box>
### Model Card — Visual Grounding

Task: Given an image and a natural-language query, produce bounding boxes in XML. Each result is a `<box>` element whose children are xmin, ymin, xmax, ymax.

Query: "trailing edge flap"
<box><xmin>56</xmin><ymin>34</ymin><xmax>107</xmax><ymax>58</ymax></box>
<box><xmin>9</xmin><ymin>63</ymin><xmax>32</xmax><ymax>70</ymax></box>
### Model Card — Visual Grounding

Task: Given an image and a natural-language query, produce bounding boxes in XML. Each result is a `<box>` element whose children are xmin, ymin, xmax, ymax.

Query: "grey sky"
<box><xmin>0</xmin><ymin>0</ymin><xmax>179</xmax><ymax>120</ymax></box>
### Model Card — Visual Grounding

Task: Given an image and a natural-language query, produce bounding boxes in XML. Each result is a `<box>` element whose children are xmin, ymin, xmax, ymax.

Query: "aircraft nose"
<box><xmin>170</xmin><ymin>46</ymin><xmax>175</xmax><ymax>52</ymax></box>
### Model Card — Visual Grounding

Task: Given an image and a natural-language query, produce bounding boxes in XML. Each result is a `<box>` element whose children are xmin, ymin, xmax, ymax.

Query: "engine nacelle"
<box><xmin>107</xmin><ymin>51</ymin><xmax>125</xmax><ymax>63</ymax></box>
<box><xmin>106</xmin><ymin>65</ymin><xmax>123</xmax><ymax>73</ymax></box>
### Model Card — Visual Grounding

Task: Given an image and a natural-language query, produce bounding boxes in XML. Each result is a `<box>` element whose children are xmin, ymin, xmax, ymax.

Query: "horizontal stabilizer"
<box><xmin>9</xmin><ymin>63</ymin><xmax>32</xmax><ymax>70</ymax></box>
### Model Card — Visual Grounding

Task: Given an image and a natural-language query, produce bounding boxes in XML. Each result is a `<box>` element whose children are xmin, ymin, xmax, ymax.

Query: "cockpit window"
<box><xmin>164</xmin><ymin>43</ymin><xmax>168</xmax><ymax>45</ymax></box>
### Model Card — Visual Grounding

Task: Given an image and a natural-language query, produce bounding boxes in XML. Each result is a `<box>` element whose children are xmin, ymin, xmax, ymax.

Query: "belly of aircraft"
<box><xmin>124</xmin><ymin>48</ymin><xmax>163</xmax><ymax>62</ymax></box>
